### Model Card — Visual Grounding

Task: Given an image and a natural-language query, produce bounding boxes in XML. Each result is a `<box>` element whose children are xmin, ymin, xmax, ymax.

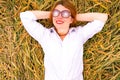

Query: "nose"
<box><xmin>57</xmin><ymin>13</ymin><xmax>63</xmax><ymax>19</ymax></box>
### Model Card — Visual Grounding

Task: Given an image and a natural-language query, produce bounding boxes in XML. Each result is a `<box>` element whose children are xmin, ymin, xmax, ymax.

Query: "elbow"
<box><xmin>101</xmin><ymin>13</ymin><xmax>108</xmax><ymax>23</ymax></box>
<box><xmin>94</xmin><ymin>13</ymin><xmax>108</xmax><ymax>23</ymax></box>
<box><xmin>104</xmin><ymin>13</ymin><xmax>108</xmax><ymax>22</ymax></box>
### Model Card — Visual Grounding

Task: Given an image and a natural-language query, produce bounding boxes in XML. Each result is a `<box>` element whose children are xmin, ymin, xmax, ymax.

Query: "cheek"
<box><xmin>65</xmin><ymin>18</ymin><xmax>73</xmax><ymax>24</ymax></box>
<box><xmin>52</xmin><ymin>18</ymin><xmax>56</xmax><ymax>25</ymax></box>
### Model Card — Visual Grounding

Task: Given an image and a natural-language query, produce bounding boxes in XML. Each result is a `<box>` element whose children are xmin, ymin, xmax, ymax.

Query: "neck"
<box><xmin>57</xmin><ymin>31</ymin><xmax>68</xmax><ymax>41</ymax></box>
<box><xmin>59</xmin><ymin>35</ymin><xmax>66</xmax><ymax>40</ymax></box>
<box><xmin>55</xmin><ymin>28</ymin><xmax>69</xmax><ymax>35</ymax></box>
<box><xmin>54</xmin><ymin>27</ymin><xmax>69</xmax><ymax>40</ymax></box>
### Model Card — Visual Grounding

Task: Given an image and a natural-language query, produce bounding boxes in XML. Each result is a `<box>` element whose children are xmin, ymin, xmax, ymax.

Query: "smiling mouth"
<box><xmin>56</xmin><ymin>20</ymin><xmax>64</xmax><ymax>24</ymax></box>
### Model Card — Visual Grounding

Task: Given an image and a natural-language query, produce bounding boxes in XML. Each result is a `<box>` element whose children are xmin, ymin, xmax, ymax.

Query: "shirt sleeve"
<box><xmin>20</xmin><ymin>11</ymin><xmax>46</xmax><ymax>42</ymax></box>
<box><xmin>80</xmin><ymin>20</ymin><xmax>105</xmax><ymax>43</ymax></box>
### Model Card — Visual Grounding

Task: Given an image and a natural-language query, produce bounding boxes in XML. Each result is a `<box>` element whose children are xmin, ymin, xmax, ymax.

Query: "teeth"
<box><xmin>56</xmin><ymin>20</ymin><xmax>64</xmax><ymax>24</ymax></box>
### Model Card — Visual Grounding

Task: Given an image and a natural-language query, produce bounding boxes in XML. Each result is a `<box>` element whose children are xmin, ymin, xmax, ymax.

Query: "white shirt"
<box><xmin>20</xmin><ymin>11</ymin><xmax>105</xmax><ymax>80</ymax></box>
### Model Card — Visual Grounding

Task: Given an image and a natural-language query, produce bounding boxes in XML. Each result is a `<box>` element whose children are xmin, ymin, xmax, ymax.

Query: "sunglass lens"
<box><xmin>62</xmin><ymin>11</ymin><xmax>71</xmax><ymax>18</ymax></box>
<box><xmin>53</xmin><ymin>10</ymin><xmax>59</xmax><ymax>17</ymax></box>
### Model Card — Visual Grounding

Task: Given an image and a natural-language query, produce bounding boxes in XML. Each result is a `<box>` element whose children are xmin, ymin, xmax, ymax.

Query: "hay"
<box><xmin>0</xmin><ymin>0</ymin><xmax>120</xmax><ymax>80</ymax></box>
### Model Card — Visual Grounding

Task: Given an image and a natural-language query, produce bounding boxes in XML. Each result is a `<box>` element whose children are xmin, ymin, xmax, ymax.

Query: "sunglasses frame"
<box><xmin>52</xmin><ymin>9</ymin><xmax>71</xmax><ymax>18</ymax></box>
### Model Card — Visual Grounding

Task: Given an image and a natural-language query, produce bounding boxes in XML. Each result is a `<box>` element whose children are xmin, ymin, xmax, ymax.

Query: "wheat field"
<box><xmin>0</xmin><ymin>0</ymin><xmax>120</xmax><ymax>80</ymax></box>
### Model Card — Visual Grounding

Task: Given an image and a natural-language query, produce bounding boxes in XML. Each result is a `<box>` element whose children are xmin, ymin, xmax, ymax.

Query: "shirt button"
<box><xmin>72</xmin><ymin>29</ymin><xmax>75</xmax><ymax>32</ymax></box>
<box><xmin>50</xmin><ymin>29</ymin><xmax>53</xmax><ymax>33</ymax></box>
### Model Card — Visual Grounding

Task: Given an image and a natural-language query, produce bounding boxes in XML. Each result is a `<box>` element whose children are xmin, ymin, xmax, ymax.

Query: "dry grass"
<box><xmin>0</xmin><ymin>0</ymin><xmax>120</xmax><ymax>80</ymax></box>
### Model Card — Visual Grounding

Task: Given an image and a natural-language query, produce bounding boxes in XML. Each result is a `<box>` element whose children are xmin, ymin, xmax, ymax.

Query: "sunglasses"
<box><xmin>52</xmin><ymin>9</ymin><xmax>71</xmax><ymax>18</ymax></box>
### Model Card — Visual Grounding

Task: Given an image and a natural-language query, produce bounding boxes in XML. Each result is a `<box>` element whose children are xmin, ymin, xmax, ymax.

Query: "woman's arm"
<box><xmin>31</xmin><ymin>11</ymin><xmax>50</xmax><ymax>19</ymax></box>
<box><xmin>20</xmin><ymin>11</ymin><xmax>50</xmax><ymax>41</ymax></box>
<box><xmin>76</xmin><ymin>13</ymin><xmax>108</xmax><ymax>22</ymax></box>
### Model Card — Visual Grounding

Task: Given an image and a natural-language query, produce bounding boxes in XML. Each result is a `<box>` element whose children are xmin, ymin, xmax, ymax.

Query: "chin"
<box><xmin>54</xmin><ymin>23</ymin><xmax>64</xmax><ymax>28</ymax></box>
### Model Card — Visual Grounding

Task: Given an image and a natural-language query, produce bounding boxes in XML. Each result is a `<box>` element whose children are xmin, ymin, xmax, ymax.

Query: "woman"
<box><xmin>20</xmin><ymin>0</ymin><xmax>108</xmax><ymax>80</ymax></box>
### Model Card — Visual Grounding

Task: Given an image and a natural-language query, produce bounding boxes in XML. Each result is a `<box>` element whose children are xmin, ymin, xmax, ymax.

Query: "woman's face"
<box><xmin>52</xmin><ymin>4</ymin><xmax>73</xmax><ymax>35</ymax></box>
